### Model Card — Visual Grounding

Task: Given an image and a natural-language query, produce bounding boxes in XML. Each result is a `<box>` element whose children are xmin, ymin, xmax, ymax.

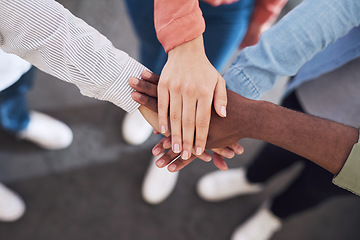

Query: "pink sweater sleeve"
<box><xmin>154</xmin><ymin>0</ymin><xmax>205</xmax><ymax>53</ymax></box>
<box><xmin>252</xmin><ymin>0</ymin><xmax>288</xmax><ymax>25</ymax></box>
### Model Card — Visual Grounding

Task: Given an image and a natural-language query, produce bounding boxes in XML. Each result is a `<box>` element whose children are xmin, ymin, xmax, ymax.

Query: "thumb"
<box><xmin>213</xmin><ymin>75</ymin><xmax>227</xmax><ymax>118</ymax></box>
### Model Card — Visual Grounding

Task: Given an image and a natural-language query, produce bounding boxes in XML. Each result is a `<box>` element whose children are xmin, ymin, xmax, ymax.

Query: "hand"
<box><xmin>130</xmin><ymin>71</ymin><xmax>258</xmax><ymax>149</ymax></box>
<box><xmin>239</xmin><ymin>21</ymin><xmax>271</xmax><ymax>50</ymax></box>
<box><xmin>157</xmin><ymin>35</ymin><xmax>227</xmax><ymax>161</ymax></box>
<box><xmin>151</xmin><ymin>135</ymin><xmax>243</xmax><ymax>172</ymax></box>
<box><xmin>130</xmin><ymin>71</ymin><xmax>246</xmax><ymax>172</ymax></box>
<box><xmin>202</xmin><ymin>0</ymin><xmax>239</xmax><ymax>7</ymax></box>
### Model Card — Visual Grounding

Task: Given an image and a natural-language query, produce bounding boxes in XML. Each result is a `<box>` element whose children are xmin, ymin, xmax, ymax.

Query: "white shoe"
<box><xmin>197</xmin><ymin>168</ymin><xmax>263</xmax><ymax>202</ymax></box>
<box><xmin>122</xmin><ymin>110</ymin><xmax>153</xmax><ymax>145</ymax></box>
<box><xmin>142</xmin><ymin>154</ymin><xmax>179</xmax><ymax>205</ymax></box>
<box><xmin>231</xmin><ymin>203</ymin><xmax>282</xmax><ymax>240</ymax></box>
<box><xmin>17</xmin><ymin>111</ymin><xmax>73</xmax><ymax>150</ymax></box>
<box><xmin>0</xmin><ymin>183</ymin><xmax>25</xmax><ymax>222</ymax></box>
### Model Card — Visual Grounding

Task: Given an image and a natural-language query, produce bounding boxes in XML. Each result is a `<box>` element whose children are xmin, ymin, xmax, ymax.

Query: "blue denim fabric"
<box><xmin>224</xmin><ymin>0</ymin><xmax>360</xmax><ymax>100</ymax></box>
<box><xmin>288</xmin><ymin>27</ymin><xmax>360</xmax><ymax>93</ymax></box>
<box><xmin>0</xmin><ymin>67</ymin><xmax>34</xmax><ymax>133</ymax></box>
<box><xmin>124</xmin><ymin>0</ymin><xmax>255</xmax><ymax>74</ymax></box>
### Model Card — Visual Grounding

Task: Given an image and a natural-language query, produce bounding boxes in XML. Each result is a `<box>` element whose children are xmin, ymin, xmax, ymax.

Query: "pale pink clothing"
<box><xmin>154</xmin><ymin>0</ymin><xmax>288</xmax><ymax>52</ymax></box>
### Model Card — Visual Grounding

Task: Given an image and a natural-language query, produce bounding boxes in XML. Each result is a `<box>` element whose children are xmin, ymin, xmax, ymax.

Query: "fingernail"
<box><xmin>173</xmin><ymin>143</ymin><xmax>180</xmax><ymax>153</ymax></box>
<box><xmin>142</xmin><ymin>70</ymin><xmax>151</xmax><ymax>79</ymax></box>
<box><xmin>222</xmin><ymin>166</ymin><xmax>229</xmax><ymax>171</ymax></box>
<box><xmin>168</xmin><ymin>164</ymin><xmax>176</xmax><ymax>172</ymax></box>
<box><xmin>161</xmin><ymin>125</ymin><xmax>166</xmax><ymax>134</ymax></box>
<box><xmin>182</xmin><ymin>150</ymin><xmax>190</xmax><ymax>160</ymax></box>
<box><xmin>204</xmin><ymin>155</ymin><xmax>212</xmax><ymax>162</ymax></box>
<box><xmin>226</xmin><ymin>150</ymin><xmax>234</xmax><ymax>158</ymax></box>
<box><xmin>237</xmin><ymin>146</ymin><xmax>244</xmax><ymax>154</ymax></box>
<box><xmin>156</xmin><ymin>159</ymin><xmax>165</xmax><ymax>168</ymax></box>
<box><xmin>153</xmin><ymin>147</ymin><xmax>161</xmax><ymax>156</ymax></box>
<box><xmin>196</xmin><ymin>147</ymin><xmax>203</xmax><ymax>156</ymax></box>
<box><xmin>221</xmin><ymin>106</ymin><xmax>227</xmax><ymax>117</ymax></box>
<box><xmin>164</xmin><ymin>140</ymin><xmax>172</xmax><ymax>149</ymax></box>
<box><xmin>130</xmin><ymin>77</ymin><xmax>139</xmax><ymax>85</ymax></box>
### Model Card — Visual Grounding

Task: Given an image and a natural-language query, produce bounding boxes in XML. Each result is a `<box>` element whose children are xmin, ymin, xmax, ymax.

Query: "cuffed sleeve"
<box><xmin>0</xmin><ymin>0</ymin><xmax>145</xmax><ymax>112</ymax></box>
<box><xmin>154</xmin><ymin>0</ymin><xmax>205</xmax><ymax>52</ymax></box>
<box><xmin>333</xmin><ymin>127</ymin><xmax>360</xmax><ymax>196</ymax></box>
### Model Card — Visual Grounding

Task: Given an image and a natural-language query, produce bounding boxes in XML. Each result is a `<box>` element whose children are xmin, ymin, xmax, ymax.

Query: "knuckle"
<box><xmin>171</xmin><ymin>83</ymin><xmax>182</xmax><ymax>93</ymax></box>
<box><xmin>183</xmin><ymin>83</ymin><xmax>196</xmax><ymax>96</ymax></box>
<box><xmin>170</xmin><ymin>112</ymin><xmax>181</xmax><ymax>121</ymax></box>
<box><xmin>142</xmin><ymin>81</ymin><xmax>151</xmax><ymax>90</ymax></box>
<box><xmin>158</xmin><ymin>102</ymin><xmax>168</xmax><ymax>111</ymax></box>
<box><xmin>158</xmin><ymin>81</ymin><xmax>168</xmax><ymax>90</ymax></box>
<box><xmin>197</xmin><ymin>119</ymin><xmax>209</xmax><ymax>129</ymax></box>
<box><xmin>182</xmin><ymin>117</ymin><xmax>195</xmax><ymax>128</ymax></box>
<box><xmin>199</xmin><ymin>90</ymin><xmax>211</xmax><ymax>99</ymax></box>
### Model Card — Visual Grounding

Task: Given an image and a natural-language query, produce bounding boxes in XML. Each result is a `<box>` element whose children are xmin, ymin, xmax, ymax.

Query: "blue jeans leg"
<box><xmin>200</xmin><ymin>0</ymin><xmax>255</xmax><ymax>72</ymax></box>
<box><xmin>125</xmin><ymin>0</ymin><xmax>255</xmax><ymax>73</ymax></box>
<box><xmin>0</xmin><ymin>67</ymin><xmax>34</xmax><ymax>133</ymax></box>
<box><xmin>124</xmin><ymin>0</ymin><xmax>166</xmax><ymax>75</ymax></box>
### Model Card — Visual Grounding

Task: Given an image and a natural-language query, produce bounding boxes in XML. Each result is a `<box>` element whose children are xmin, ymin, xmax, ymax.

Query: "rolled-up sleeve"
<box><xmin>333</xmin><ymin>127</ymin><xmax>360</xmax><ymax>196</ymax></box>
<box><xmin>0</xmin><ymin>0</ymin><xmax>147</xmax><ymax>112</ymax></box>
<box><xmin>154</xmin><ymin>0</ymin><xmax>205</xmax><ymax>52</ymax></box>
<box><xmin>224</xmin><ymin>0</ymin><xmax>360</xmax><ymax>99</ymax></box>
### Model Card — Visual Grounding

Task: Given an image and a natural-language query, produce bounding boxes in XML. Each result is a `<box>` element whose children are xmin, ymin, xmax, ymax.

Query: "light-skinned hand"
<box><xmin>157</xmin><ymin>35</ymin><xmax>227</xmax><ymax>161</ymax></box>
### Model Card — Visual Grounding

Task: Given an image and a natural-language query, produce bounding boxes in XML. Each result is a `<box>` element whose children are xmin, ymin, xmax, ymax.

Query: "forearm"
<box><xmin>225</xmin><ymin>0</ymin><xmax>360</xmax><ymax>100</ymax></box>
<box><xmin>247</xmin><ymin>101</ymin><xmax>359</xmax><ymax>174</ymax></box>
<box><xmin>154</xmin><ymin>0</ymin><xmax>205</xmax><ymax>52</ymax></box>
<box><xmin>0</xmin><ymin>0</ymin><xmax>146</xmax><ymax>112</ymax></box>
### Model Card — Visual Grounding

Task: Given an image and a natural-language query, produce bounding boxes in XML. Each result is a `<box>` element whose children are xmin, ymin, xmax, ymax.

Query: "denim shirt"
<box><xmin>224</xmin><ymin>0</ymin><xmax>360</xmax><ymax>100</ymax></box>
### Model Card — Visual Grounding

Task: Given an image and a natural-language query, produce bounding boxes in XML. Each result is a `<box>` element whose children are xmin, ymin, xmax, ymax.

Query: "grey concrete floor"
<box><xmin>1</xmin><ymin>0</ymin><xmax>360</xmax><ymax>240</ymax></box>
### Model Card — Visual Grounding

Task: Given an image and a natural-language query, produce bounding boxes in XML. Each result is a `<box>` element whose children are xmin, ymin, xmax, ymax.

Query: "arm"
<box><xmin>225</xmin><ymin>0</ymin><xmax>360</xmax><ymax>99</ymax></box>
<box><xmin>131</xmin><ymin>77</ymin><xmax>359</xmax><ymax>177</ymax></box>
<box><xmin>240</xmin><ymin>0</ymin><xmax>288</xmax><ymax>48</ymax></box>
<box><xmin>154</xmin><ymin>0</ymin><xmax>227</xmax><ymax>160</ymax></box>
<box><xmin>0</xmin><ymin>0</ymin><xmax>146</xmax><ymax>113</ymax></box>
<box><xmin>206</xmin><ymin>90</ymin><xmax>359</xmax><ymax>176</ymax></box>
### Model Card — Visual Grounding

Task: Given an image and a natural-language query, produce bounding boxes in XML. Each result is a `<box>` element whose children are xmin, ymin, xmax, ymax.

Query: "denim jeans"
<box><xmin>0</xmin><ymin>67</ymin><xmax>34</xmax><ymax>133</ymax></box>
<box><xmin>124</xmin><ymin>0</ymin><xmax>255</xmax><ymax>74</ymax></box>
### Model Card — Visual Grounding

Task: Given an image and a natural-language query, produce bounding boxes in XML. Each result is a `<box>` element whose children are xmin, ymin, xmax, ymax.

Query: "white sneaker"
<box><xmin>142</xmin><ymin>154</ymin><xmax>179</xmax><ymax>205</ymax></box>
<box><xmin>17</xmin><ymin>111</ymin><xmax>73</xmax><ymax>150</ymax></box>
<box><xmin>231</xmin><ymin>203</ymin><xmax>282</xmax><ymax>240</ymax></box>
<box><xmin>0</xmin><ymin>183</ymin><xmax>25</xmax><ymax>222</ymax></box>
<box><xmin>196</xmin><ymin>168</ymin><xmax>263</xmax><ymax>202</ymax></box>
<box><xmin>122</xmin><ymin>110</ymin><xmax>153</xmax><ymax>145</ymax></box>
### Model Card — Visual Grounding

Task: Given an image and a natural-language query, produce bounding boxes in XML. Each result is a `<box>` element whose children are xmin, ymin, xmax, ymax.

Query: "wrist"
<box><xmin>168</xmin><ymin>35</ymin><xmax>205</xmax><ymax>60</ymax></box>
<box><xmin>231</xmin><ymin>92</ymin><xmax>274</xmax><ymax>140</ymax></box>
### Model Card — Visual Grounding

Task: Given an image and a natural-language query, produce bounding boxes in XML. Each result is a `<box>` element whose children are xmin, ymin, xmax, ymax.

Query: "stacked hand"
<box><xmin>157</xmin><ymin>36</ymin><xmax>228</xmax><ymax>161</ymax></box>
<box><xmin>132</xmin><ymin>71</ymin><xmax>252</xmax><ymax>172</ymax></box>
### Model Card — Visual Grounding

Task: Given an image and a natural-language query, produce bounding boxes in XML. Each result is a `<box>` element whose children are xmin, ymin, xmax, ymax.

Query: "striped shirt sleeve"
<box><xmin>0</xmin><ymin>0</ymin><xmax>147</xmax><ymax>112</ymax></box>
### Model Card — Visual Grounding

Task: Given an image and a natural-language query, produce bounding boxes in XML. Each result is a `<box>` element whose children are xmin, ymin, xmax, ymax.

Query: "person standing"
<box><xmin>0</xmin><ymin>50</ymin><xmax>73</xmax><ymax>222</ymax></box>
<box><xmin>122</xmin><ymin>0</ymin><xmax>287</xmax><ymax>204</ymax></box>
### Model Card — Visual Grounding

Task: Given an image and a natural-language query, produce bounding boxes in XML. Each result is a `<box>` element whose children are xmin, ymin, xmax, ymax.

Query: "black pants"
<box><xmin>246</xmin><ymin>92</ymin><xmax>350</xmax><ymax>219</ymax></box>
